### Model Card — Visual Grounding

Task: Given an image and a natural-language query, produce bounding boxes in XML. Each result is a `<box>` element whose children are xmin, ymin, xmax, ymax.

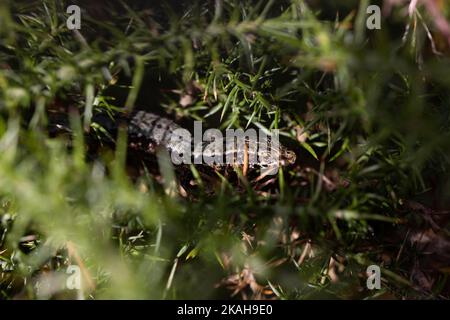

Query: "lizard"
<box><xmin>48</xmin><ymin>109</ymin><xmax>297</xmax><ymax>175</ymax></box>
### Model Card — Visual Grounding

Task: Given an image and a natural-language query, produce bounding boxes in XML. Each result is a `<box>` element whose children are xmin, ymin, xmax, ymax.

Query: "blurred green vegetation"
<box><xmin>0</xmin><ymin>0</ymin><xmax>450</xmax><ymax>299</ymax></box>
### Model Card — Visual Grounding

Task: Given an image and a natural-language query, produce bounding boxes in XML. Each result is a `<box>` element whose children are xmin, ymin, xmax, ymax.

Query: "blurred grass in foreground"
<box><xmin>1</xmin><ymin>0</ymin><xmax>450</xmax><ymax>299</ymax></box>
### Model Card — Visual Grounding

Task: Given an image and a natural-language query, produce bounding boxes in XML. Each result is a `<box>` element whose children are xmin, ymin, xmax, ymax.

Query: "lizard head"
<box><xmin>279</xmin><ymin>147</ymin><xmax>296</xmax><ymax>166</ymax></box>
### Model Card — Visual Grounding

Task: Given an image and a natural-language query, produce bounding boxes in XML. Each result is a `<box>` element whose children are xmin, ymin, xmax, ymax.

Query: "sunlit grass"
<box><xmin>0</xmin><ymin>0</ymin><xmax>449</xmax><ymax>300</ymax></box>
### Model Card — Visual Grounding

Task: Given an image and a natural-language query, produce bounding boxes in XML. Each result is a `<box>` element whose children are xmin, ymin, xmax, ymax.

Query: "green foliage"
<box><xmin>1</xmin><ymin>0</ymin><xmax>449</xmax><ymax>299</ymax></box>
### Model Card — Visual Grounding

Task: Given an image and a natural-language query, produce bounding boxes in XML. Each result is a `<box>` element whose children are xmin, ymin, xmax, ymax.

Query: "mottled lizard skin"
<box><xmin>127</xmin><ymin>111</ymin><xmax>296</xmax><ymax>168</ymax></box>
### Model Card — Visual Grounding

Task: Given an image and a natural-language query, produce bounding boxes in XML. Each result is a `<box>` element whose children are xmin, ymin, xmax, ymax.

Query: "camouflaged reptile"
<box><xmin>127</xmin><ymin>111</ymin><xmax>296</xmax><ymax>170</ymax></box>
<box><xmin>50</xmin><ymin>110</ymin><xmax>296</xmax><ymax>171</ymax></box>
